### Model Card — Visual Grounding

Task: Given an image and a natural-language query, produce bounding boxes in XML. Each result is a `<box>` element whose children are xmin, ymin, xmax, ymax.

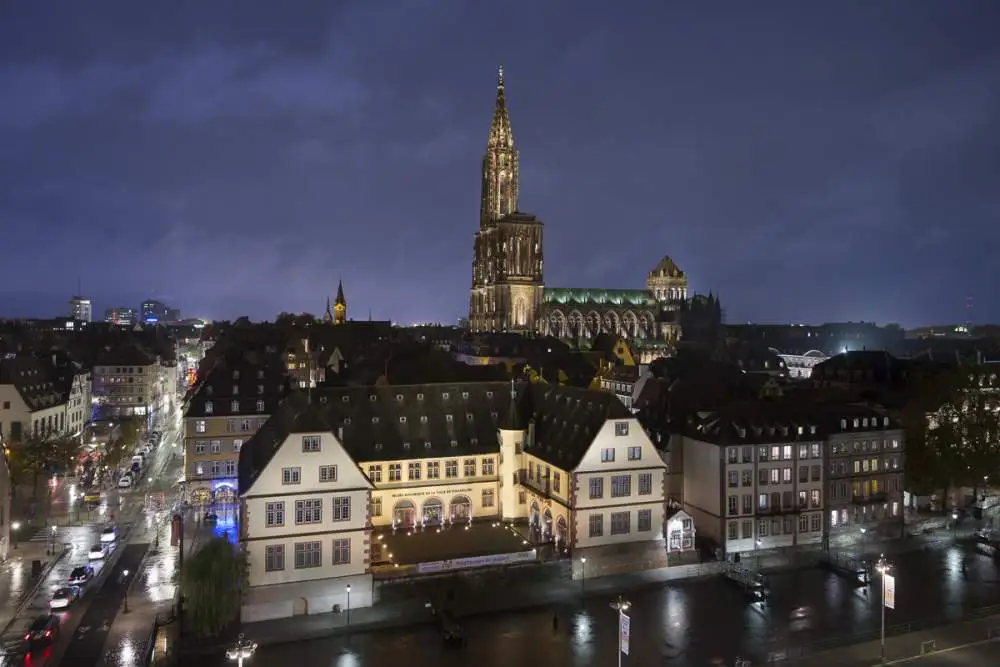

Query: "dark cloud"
<box><xmin>0</xmin><ymin>0</ymin><xmax>998</xmax><ymax>325</ymax></box>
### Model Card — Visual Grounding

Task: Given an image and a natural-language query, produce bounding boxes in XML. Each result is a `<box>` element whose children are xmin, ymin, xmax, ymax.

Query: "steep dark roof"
<box><xmin>523</xmin><ymin>384</ymin><xmax>631</xmax><ymax>469</ymax></box>
<box><xmin>185</xmin><ymin>351</ymin><xmax>290</xmax><ymax>419</ymax></box>
<box><xmin>93</xmin><ymin>344</ymin><xmax>156</xmax><ymax>367</ymax></box>
<box><xmin>0</xmin><ymin>354</ymin><xmax>63</xmax><ymax>411</ymax></box>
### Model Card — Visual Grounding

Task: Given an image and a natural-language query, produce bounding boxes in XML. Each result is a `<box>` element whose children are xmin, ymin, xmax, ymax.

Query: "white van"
<box><xmin>131</xmin><ymin>454</ymin><xmax>145</xmax><ymax>469</ymax></box>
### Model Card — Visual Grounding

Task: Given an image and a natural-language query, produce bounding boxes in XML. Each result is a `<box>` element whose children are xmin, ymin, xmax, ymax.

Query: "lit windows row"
<box><xmin>371</xmin><ymin>458</ymin><xmax>495</xmax><ymax>483</ymax></box>
<box><xmin>280</xmin><ymin>465</ymin><xmax>338</xmax><ymax>485</ymax></box>
<box><xmin>588</xmin><ymin>473</ymin><xmax>654</xmax><ymax>499</ymax></box>
<box><xmin>588</xmin><ymin>509</ymin><xmax>653</xmax><ymax>537</ymax></box>
<box><xmin>599</xmin><ymin>446</ymin><xmax>642</xmax><ymax>463</ymax></box>
<box><xmin>726</xmin><ymin>443</ymin><xmax>823</xmax><ymax>465</ymax></box>
<box><xmin>263</xmin><ymin>539</ymin><xmax>352</xmax><ymax>571</ymax></box>
<box><xmin>192</xmin><ymin>439</ymin><xmax>243</xmax><ymax>455</ymax></box>
<box><xmin>191</xmin><ymin>460</ymin><xmax>236</xmax><ymax>477</ymax></box>
<box><xmin>203</xmin><ymin>400</ymin><xmax>266</xmax><ymax>414</ymax></box>
<box><xmin>192</xmin><ymin>418</ymin><xmax>266</xmax><ymax>434</ymax></box>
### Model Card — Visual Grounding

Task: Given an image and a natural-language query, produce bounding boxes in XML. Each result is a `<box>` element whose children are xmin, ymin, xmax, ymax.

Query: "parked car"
<box><xmin>118</xmin><ymin>474</ymin><xmax>133</xmax><ymax>489</ymax></box>
<box><xmin>100</xmin><ymin>525</ymin><xmax>118</xmax><ymax>543</ymax></box>
<box><xmin>48</xmin><ymin>587</ymin><xmax>80</xmax><ymax>610</ymax></box>
<box><xmin>24</xmin><ymin>614</ymin><xmax>60</xmax><ymax>651</ymax></box>
<box><xmin>88</xmin><ymin>544</ymin><xmax>107</xmax><ymax>560</ymax></box>
<box><xmin>68</xmin><ymin>566</ymin><xmax>95</xmax><ymax>586</ymax></box>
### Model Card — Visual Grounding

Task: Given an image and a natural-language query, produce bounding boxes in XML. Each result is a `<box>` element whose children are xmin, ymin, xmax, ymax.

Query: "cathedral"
<box><xmin>322</xmin><ymin>280</ymin><xmax>347</xmax><ymax>325</ymax></box>
<box><xmin>468</xmin><ymin>68</ymin><xmax>720</xmax><ymax>344</ymax></box>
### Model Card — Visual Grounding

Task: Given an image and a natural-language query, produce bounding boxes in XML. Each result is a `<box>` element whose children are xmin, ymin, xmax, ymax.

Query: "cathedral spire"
<box><xmin>488</xmin><ymin>64</ymin><xmax>513</xmax><ymax>151</ymax></box>
<box><xmin>333</xmin><ymin>280</ymin><xmax>347</xmax><ymax>325</ymax></box>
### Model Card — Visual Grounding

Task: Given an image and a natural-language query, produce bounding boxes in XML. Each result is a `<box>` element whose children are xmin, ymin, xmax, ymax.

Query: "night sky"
<box><xmin>1</xmin><ymin>1</ymin><xmax>998</xmax><ymax>327</ymax></box>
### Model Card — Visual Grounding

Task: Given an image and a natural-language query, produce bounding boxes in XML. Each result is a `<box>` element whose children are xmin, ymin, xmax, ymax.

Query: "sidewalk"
<box><xmin>0</xmin><ymin>540</ymin><xmax>62</xmax><ymax>633</ymax></box>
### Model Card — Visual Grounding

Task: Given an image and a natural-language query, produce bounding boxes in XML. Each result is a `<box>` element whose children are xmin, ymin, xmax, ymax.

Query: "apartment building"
<box><xmin>680</xmin><ymin>402</ymin><xmax>827</xmax><ymax>557</ymax></box>
<box><xmin>183</xmin><ymin>353</ymin><xmax>289</xmax><ymax>504</ymax></box>
<box><xmin>92</xmin><ymin>344</ymin><xmax>164</xmax><ymax>420</ymax></box>
<box><xmin>825</xmin><ymin>407</ymin><xmax>905</xmax><ymax>545</ymax></box>
<box><xmin>0</xmin><ymin>354</ymin><xmax>69</xmax><ymax>442</ymax></box>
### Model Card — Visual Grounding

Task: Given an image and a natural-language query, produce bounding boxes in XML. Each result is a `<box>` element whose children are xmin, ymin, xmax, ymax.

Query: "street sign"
<box><xmin>884</xmin><ymin>573</ymin><xmax>896</xmax><ymax>610</ymax></box>
<box><xmin>620</xmin><ymin>612</ymin><xmax>630</xmax><ymax>656</ymax></box>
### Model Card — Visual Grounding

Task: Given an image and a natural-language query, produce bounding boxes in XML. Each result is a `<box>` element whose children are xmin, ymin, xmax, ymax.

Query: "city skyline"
<box><xmin>1</xmin><ymin>1</ymin><xmax>998</xmax><ymax>326</ymax></box>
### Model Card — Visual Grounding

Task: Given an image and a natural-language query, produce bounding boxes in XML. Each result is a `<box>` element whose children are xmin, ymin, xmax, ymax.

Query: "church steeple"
<box><xmin>333</xmin><ymin>280</ymin><xmax>347</xmax><ymax>325</ymax></box>
<box><xmin>322</xmin><ymin>297</ymin><xmax>333</xmax><ymax>323</ymax></box>
<box><xmin>480</xmin><ymin>65</ymin><xmax>519</xmax><ymax>226</ymax></box>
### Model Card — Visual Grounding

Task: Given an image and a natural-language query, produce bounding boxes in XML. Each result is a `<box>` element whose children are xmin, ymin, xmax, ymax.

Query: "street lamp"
<box><xmin>876</xmin><ymin>554</ymin><xmax>891</xmax><ymax>663</ymax></box>
<box><xmin>122</xmin><ymin>569</ymin><xmax>131</xmax><ymax>613</ymax></box>
<box><xmin>48</xmin><ymin>525</ymin><xmax>57</xmax><ymax>556</ymax></box>
<box><xmin>754</xmin><ymin>538</ymin><xmax>762</xmax><ymax>567</ymax></box>
<box><xmin>346</xmin><ymin>584</ymin><xmax>351</xmax><ymax>626</ymax></box>
<box><xmin>226</xmin><ymin>633</ymin><xmax>258</xmax><ymax>667</ymax></box>
<box><xmin>11</xmin><ymin>521</ymin><xmax>20</xmax><ymax>549</ymax></box>
<box><xmin>581</xmin><ymin>557</ymin><xmax>587</xmax><ymax>596</ymax></box>
<box><xmin>952</xmin><ymin>510</ymin><xmax>959</xmax><ymax>538</ymax></box>
<box><xmin>610</xmin><ymin>596</ymin><xmax>631</xmax><ymax>667</ymax></box>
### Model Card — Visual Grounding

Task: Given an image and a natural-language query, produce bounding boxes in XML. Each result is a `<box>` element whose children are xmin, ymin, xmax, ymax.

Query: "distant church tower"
<box><xmin>469</xmin><ymin>66</ymin><xmax>544</xmax><ymax>334</ymax></box>
<box><xmin>333</xmin><ymin>280</ymin><xmax>347</xmax><ymax>324</ymax></box>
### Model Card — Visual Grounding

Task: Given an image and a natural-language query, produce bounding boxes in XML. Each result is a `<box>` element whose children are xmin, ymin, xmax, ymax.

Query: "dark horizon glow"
<box><xmin>1</xmin><ymin>1</ymin><xmax>998</xmax><ymax>327</ymax></box>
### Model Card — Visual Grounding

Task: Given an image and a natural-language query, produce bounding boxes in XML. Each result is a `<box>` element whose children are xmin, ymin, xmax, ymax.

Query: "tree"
<box><xmin>181</xmin><ymin>537</ymin><xmax>246</xmax><ymax>638</ymax></box>
<box><xmin>5</xmin><ymin>435</ymin><xmax>81</xmax><ymax>497</ymax></box>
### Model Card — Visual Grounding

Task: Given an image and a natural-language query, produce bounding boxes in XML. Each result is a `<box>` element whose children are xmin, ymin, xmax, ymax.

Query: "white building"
<box><xmin>0</xmin><ymin>455</ymin><xmax>9</xmax><ymax>560</ymax></box>
<box><xmin>92</xmin><ymin>344</ymin><xmax>166</xmax><ymax>421</ymax></box>
<box><xmin>680</xmin><ymin>403</ymin><xmax>826</xmax><ymax>558</ymax></box>
<box><xmin>237</xmin><ymin>381</ymin><xmax>670</xmax><ymax>620</ymax></box>
<box><xmin>239</xmin><ymin>417</ymin><xmax>373</xmax><ymax>622</ymax></box>
<box><xmin>69</xmin><ymin>296</ymin><xmax>93</xmax><ymax>324</ymax></box>
<box><xmin>0</xmin><ymin>354</ymin><xmax>73</xmax><ymax>442</ymax></box>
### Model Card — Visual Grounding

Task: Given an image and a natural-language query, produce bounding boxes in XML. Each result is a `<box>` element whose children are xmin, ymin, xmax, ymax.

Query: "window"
<box><xmin>811</xmin><ymin>465</ymin><xmax>821</xmax><ymax>482</ymax></box>
<box><xmin>281</xmin><ymin>467</ymin><xmax>301</xmax><ymax>485</ymax></box>
<box><xmin>294</xmin><ymin>541</ymin><xmax>322</xmax><ymax>569</ymax></box>
<box><xmin>265</xmin><ymin>545</ymin><xmax>284</xmax><ymax>571</ymax></box>
<box><xmin>610</xmin><ymin>511</ymin><xmax>630</xmax><ymax>535</ymax></box>
<box><xmin>482</xmin><ymin>489</ymin><xmax>495</xmax><ymax>508</ymax></box>
<box><xmin>810</xmin><ymin>489</ymin><xmax>820</xmax><ymax>508</ymax></box>
<box><xmin>728</xmin><ymin>522</ymin><xmax>738</xmax><ymax>541</ymax></box>
<box><xmin>256</xmin><ymin>400</ymin><xmax>265</xmax><ymax>412</ymax></box>
<box><xmin>638</xmin><ymin>509</ymin><xmax>652</xmax><ymax>532</ymax></box>
<box><xmin>445</xmin><ymin>460</ymin><xmax>458</xmax><ymax>478</ymax></box>
<box><xmin>332</xmin><ymin>496</ymin><xmax>351</xmax><ymax>521</ymax></box>
<box><xmin>742</xmin><ymin>494</ymin><xmax>752</xmax><ymax>514</ymax></box>
<box><xmin>265</xmin><ymin>502</ymin><xmax>284</xmax><ymax>527</ymax></box>
<box><xmin>194</xmin><ymin>441</ymin><xmax>206</xmax><ymax>455</ymax></box>
<box><xmin>758</xmin><ymin>447</ymin><xmax>768</xmax><ymax>462</ymax></box>
<box><xmin>728</xmin><ymin>496</ymin><xmax>738</xmax><ymax>516</ymax></box>
<box><xmin>798</xmin><ymin>444</ymin><xmax>808</xmax><ymax>460</ymax></box>
<box><xmin>741</xmin><ymin>470</ymin><xmax>752</xmax><ymax>487</ymax></box>
<box><xmin>372</xmin><ymin>497</ymin><xmax>382</xmax><ymax>516</ymax></box>
<box><xmin>195</xmin><ymin>420</ymin><xmax>206</xmax><ymax>433</ymax></box>
<box><xmin>463</xmin><ymin>459</ymin><xmax>476</xmax><ymax>476</ymax></box>
<box><xmin>302</xmin><ymin>435</ymin><xmax>321</xmax><ymax>453</ymax></box>
<box><xmin>589</xmin><ymin>477</ymin><xmax>604</xmax><ymax>499</ymax></box>
<box><xmin>758</xmin><ymin>469</ymin><xmax>768</xmax><ymax>486</ymax></box>
<box><xmin>742</xmin><ymin>520</ymin><xmax>752</xmax><ymax>539</ymax></box>
<box><xmin>230</xmin><ymin>400</ymin><xmax>239</xmax><ymax>412</ymax></box>
<box><xmin>811</xmin><ymin>514</ymin><xmax>821</xmax><ymax>531</ymax></box>
<box><xmin>388</xmin><ymin>464</ymin><xmax>401</xmax><ymax>481</ymax></box>
<box><xmin>799</xmin><ymin>466</ymin><xmax>808</xmax><ymax>483</ymax></box>
<box><xmin>728</xmin><ymin>471</ymin><xmax>738</xmax><ymax>488</ymax></box>
<box><xmin>427</xmin><ymin>461</ymin><xmax>441</xmax><ymax>479</ymax></box>
<box><xmin>333</xmin><ymin>538</ymin><xmax>351</xmax><ymax>565</ymax></box>
<box><xmin>368</xmin><ymin>465</ymin><xmax>382</xmax><ymax>483</ymax></box>
<box><xmin>553</xmin><ymin>472</ymin><xmax>561</xmax><ymax>493</ymax></box>
<box><xmin>770</xmin><ymin>468</ymin><xmax>780</xmax><ymax>484</ymax></box>
<box><xmin>610</xmin><ymin>475</ymin><xmax>632</xmax><ymax>498</ymax></box>
<box><xmin>811</xmin><ymin>443</ymin><xmax>821</xmax><ymax>458</ymax></box>
<box><xmin>782</xmin><ymin>467</ymin><xmax>792</xmax><ymax>483</ymax></box>
<box><xmin>638</xmin><ymin>473</ymin><xmax>653</xmax><ymax>495</ymax></box>
<box><xmin>614</xmin><ymin>421</ymin><xmax>629</xmax><ymax>437</ymax></box>
<box><xmin>210</xmin><ymin>440</ymin><xmax>221</xmax><ymax>454</ymax></box>
<box><xmin>588</xmin><ymin>514</ymin><xmax>603</xmax><ymax>537</ymax></box>
<box><xmin>295</xmin><ymin>499</ymin><xmax>322</xmax><ymax>524</ymax></box>
<box><xmin>799</xmin><ymin>514</ymin><xmax>809</xmax><ymax>532</ymax></box>
<box><xmin>233</xmin><ymin>439</ymin><xmax>243</xmax><ymax>452</ymax></box>
<box><xmin>319</xmin><ymin>465</ymin><xmax>337</xmax><ymax>483</ymax></box>
<box><xmin>204</xmin><ymin>402</ymin><xmax>214</xmax><ymax>415</ymax></box>
<box><xmin>600</xmin><ymin>448</ymin><xmax>615</xmax><ymax>462</ymax></box>
<box><xmin>482</xmin><ymin>458</ymin><xmax>495</xmax><ymax>475</ymax></box>
<box><xmin>727</xmin><ymin>447</ymin><xmax>738</xmax><ymax>464</ymax></box>
<box><xmin>407</xmin><ymin>462</ymin><xmax>421</xmax><ymax>480</ymax></box>
<box><xmin>627</xmin><ymin>446</ymin><xmax>642</xmax><ymax>461</ymax></box>
<box><xmin>782</xmin><ymin>445</ymin><xmax>792</xmax><ymax>460</ymax></box>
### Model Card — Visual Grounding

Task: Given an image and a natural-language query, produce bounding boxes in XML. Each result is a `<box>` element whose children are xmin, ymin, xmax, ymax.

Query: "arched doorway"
<box><xmin>450</xmin><ymin>495</ymin><xmax>471</xmax><ymax>521</ymax></box>
<box><xmin>213</xmin><ymin>485</ymin><xmax>236</xmax><ymax>504</ymax></box>
<box><xmin>556</xmin><ymin>516</ymin><xmax>568</xmax><ymax>545</ymax></box>
<box><xmin>422</xmin><ymin>498</ymin><xmax>443</xmax><ymax>524</ymax></box>
<box><xmin>394</xmin><ymin>500</ymin><xmax>416</xmax><ymax>528</ymax></box>
<box><xmin>190</xmin><ymin>489</ymin><xmax>211</xmax><ymax>506</ymax></box>
<box><xmin>542</xmin><ymin>508</ymin><xmax>553</xmax><ymax>539</ymax></box>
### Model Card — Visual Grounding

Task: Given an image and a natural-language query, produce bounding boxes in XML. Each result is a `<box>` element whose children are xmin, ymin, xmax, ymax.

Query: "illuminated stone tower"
<box><xmin>469</xmin><ymin>66</ymin><xmax>544</xmax><ymax>334</ymax></box>
<box><xmin>333</xmin><ymin>280</ymin><xmax>347</xmax><ymax>325</ymax></box>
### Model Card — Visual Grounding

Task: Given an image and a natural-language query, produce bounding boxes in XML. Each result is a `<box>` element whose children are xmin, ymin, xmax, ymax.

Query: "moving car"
<box><xmin>118</xmin><ymin>474</ymin><xmax>133</xmax><ymax>489</ymax></box>
<box><xmin>24</xmin><ymin>614</ymin><xmax>60</xmax><ymax>651</ymax></box>
<box><xmin>88</xmin><ymin>544</ymin><xmax>107</xmax><ymax>560</ymax></box>
<box><xmin>68</xmin><ymin>566</ymin><xmax>95</xmax><ymax>586</ymax></box>
<box><xmin>100</xmin><ymin>525</ymin><xmax>118</xmax><ymax>543</ymax></box>
<box><xmin>48</xmin><ymin>587</ymin><xmax>80</xmax><ymax>610</ymax></box>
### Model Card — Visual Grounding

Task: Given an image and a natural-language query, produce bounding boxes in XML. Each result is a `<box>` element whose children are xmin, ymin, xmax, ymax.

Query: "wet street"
<box><xmin>191</xmin><ymin>541</ymin><xmax>1000</xmax><ymax>667</ymax></box>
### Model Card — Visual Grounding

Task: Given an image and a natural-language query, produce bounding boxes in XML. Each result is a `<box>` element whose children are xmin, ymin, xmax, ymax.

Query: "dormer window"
<box><xmin>470</xmin><ymin>437</ymin><xmax>479</xmax><ymax>446</ymax></box>
<box><xmin>424</xmin><ymin>441</ymin><xmax>431</xmax><ymax>450</ymax></box>
<box><xmin>442</xmin><ymin>392</ymin><xmax>450</xmax><ymax>400</ymax></box>
<box><xmin>853</xmin><ymin>419</ymin><xmax>860</xmax><ymax>428</ymax></box>
<box><xmin>369</xmin><ymin>394</ymin><xmax>376</xmax><ymax>402</ymax></box>
<box><xmin>374</xmin><ymin>442</ymin><xmax>383</xmax><ymax>450</ymax></box>
<box><xmin>466</xmin><ymin>413</ymin><xmax>474</xmax><ymax>422</ymax></box>
<box><xmin>339</xmin><ymin>395</ymin><xmax>348</xmax><ymax>403</ymax></box>
<box><xmin>256</xmin><ymin>369</ymin><xmax>264</xmax><ymax>379</ymax></box>
<box><xmin>490</xmin><ymin>411</ymin><xmax>498</xmax><ymax>419</ymax></box>
<box><xmin>343</xmin><ymin>417</ymin><xmax>352</xmax><ymax>425</ymax></box>
<box><xmin>402</xmin><ymin>441</ymin><xmax>410</xmax><ymax>450</ymax></box>
<box><xmin>486</xmin><ymin>391</ymin><xmax>493</xmax><ymax>398</ymax></box>
<box><xmin>840</xmin><ymin>419</ymin><xmax>847</xmax><ymax>429</ymax></box>
<box><xmin>450</xmin><ymin>439</ymin><xmax>458</xmax><ymax>448</ymax></box>
<box><xmin>257</xmin><ymin>384</ymin><xmax>264</xmax><ymax>395</ymax></box>
<box><xmin>204</xmin><ymin>401</ymin><xmax>213</xmax><ymax>415</ymax></box>
<box><xmin>420</xmin><ymin>415</ymin><xmax>428</xmax><ymax>424</ymax></box>
<box><xmin>396</xmin><ymin>394</ymin><xmax>404</xmax><ymax>402</ymax></box>
<box><xmin>233</xmin><ymin>385</ymin><xmax>239</xmax><ymax>395</ymax></box>
<box><xmin>416</xmin><ymin>393</ymin><xmax>424</xmax><ymax>401</ymax></box>
<box><xmin>319</xmin><ymin>396</ymin><xmax>328</xmax><ymax>404</ymax></box>
<box><xmin>206</xmin><ymin>386</ymin><xmax>213</xmax><ymax>396</ymax></box>
<box><xmin>883</xmin><ymin>417</ymin><xmax>889</xmax><ymax>427</ymax></box>
<box><xmin>256</xmin><ymin>400</ymin><xmax>265</xmax><ymax>412</ymax></box>
<box><xmin>462</xmin><ymin>392</ymin><xmax>469</xmax><ymax>399</ymax></box>
<box><xmin>797</xmin><ymin>426</ymin><xmax>803</xmax><ymax>435</ymax></box>
<box><xmin>232</xmin><ymin>370</ymin><xmax>240</xmax><ymax>380</ymax></box>
<box><xmin>809</xmin><ymin>426</ymin><xmax>816</xmax><ymax>435</ymax></box>
<box><xmin>862</xmin><ymin>418</ymin><xmax>869</xmax><ymax>427</ymax></box>
<box><xmin>372</xmin><ymin>416</ymin><xmax>380</xmax><ymax>424</ymax></box>
<box><xmin>399</xmin><ymin>416</ymin><xmax>407</xmax><ymax>424</ymax></box>
<box><xmin>446</xmin><ymin>414</ymin><xmax>453</xmax><ymax>422</ymax></box>
<box><xmin>230</xmin><ymin>400</ymin><xmax>239</xmax><ymax>412</ymax></box>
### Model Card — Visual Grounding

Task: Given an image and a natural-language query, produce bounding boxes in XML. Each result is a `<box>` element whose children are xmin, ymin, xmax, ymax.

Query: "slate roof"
<box><xmin>238</xmin><ymin>381</ymin><xmax>630</xmax><ymax>493</ymax></box>
<box><xmin>543</xmin><ymin>287</ymin><xmax>656</xmax><ymax>308</ymax></box>
<box><xmin>93</xmin><ymin>344</ymin><xmax>156</xmax><ymax>367</ymax></box>
<box><xmin>184</xmin><ymin>350</ymin><xmax>291</xmax><ymax>419</ymax></box>
<box><xmin>0</xmin><ymin>354</ymin><xmax>64</xmax><ymax>412</ymax></box>
<box><xmin>648</xmin><ymin>255</ymin><xmax>685</xmax><ymax>279</ymax></box>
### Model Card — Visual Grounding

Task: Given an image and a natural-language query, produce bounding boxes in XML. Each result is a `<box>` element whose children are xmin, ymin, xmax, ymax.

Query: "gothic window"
<box><xmin>498</xmin><ymin>172</ymin><xmax>510</xmax><ymax>216</ymax></box>
<box><xmin>513</xmin><ymin>296</ymin><xmax>528</xmax><ymax>328</ymax></box>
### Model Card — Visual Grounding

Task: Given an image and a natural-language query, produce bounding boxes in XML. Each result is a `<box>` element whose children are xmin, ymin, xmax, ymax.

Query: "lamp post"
<box><xmin>580</xmin><ymin>557</ymin><xmax>587</xmax><ymax>597</ymax></box>
<box><xmin>346</xmin><ymin>584</ymin><xmax>352</xmax><ymax>626</ymax></box>
<box><xmin>123</xmin><ymin>569</ymin><xmax>131</xmax><ymax>613</ymax></box>
<box><xmin>48</xmin><ymin>525</ymin><xmax>57</xmax><ymax>556</ymax></box>
<box><xmin>754</xmin><ymin>538</ymin><xmax>762</xmax><ymax>567</ymax></box>
<box><xmin>860</xmin><ymin>526</ymin><xmax>867</xmax><ymax>552</ymax></box>
<box><xmin>11</xmin><ymin>521</ymin><xmax>20</xmax><ymax>549</ymax></box>
<box><xmin>226</xmin><ymin>633</ymin><xmax>258</xmax><ymax>667</ymax></box>
<box><xmin>610</xmin><ymin>596</ymin><xmax>631</xmax><ymax>667</ymax></box>
<box><xmin>876</xmin><ymin>554</ymin><xmax>891</xmax><ymax>663</ymax></box>
<box><xmin>952</xmin><ymin>510</ymin><xmax>959</xmax><ymax>539</ymax></box>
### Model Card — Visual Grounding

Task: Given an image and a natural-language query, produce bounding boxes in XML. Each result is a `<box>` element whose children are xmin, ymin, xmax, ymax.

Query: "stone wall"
<box><xmin>571</xmin><ymin>540</ymin><xmax>668</xmax><ymax>579</ymax></box>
